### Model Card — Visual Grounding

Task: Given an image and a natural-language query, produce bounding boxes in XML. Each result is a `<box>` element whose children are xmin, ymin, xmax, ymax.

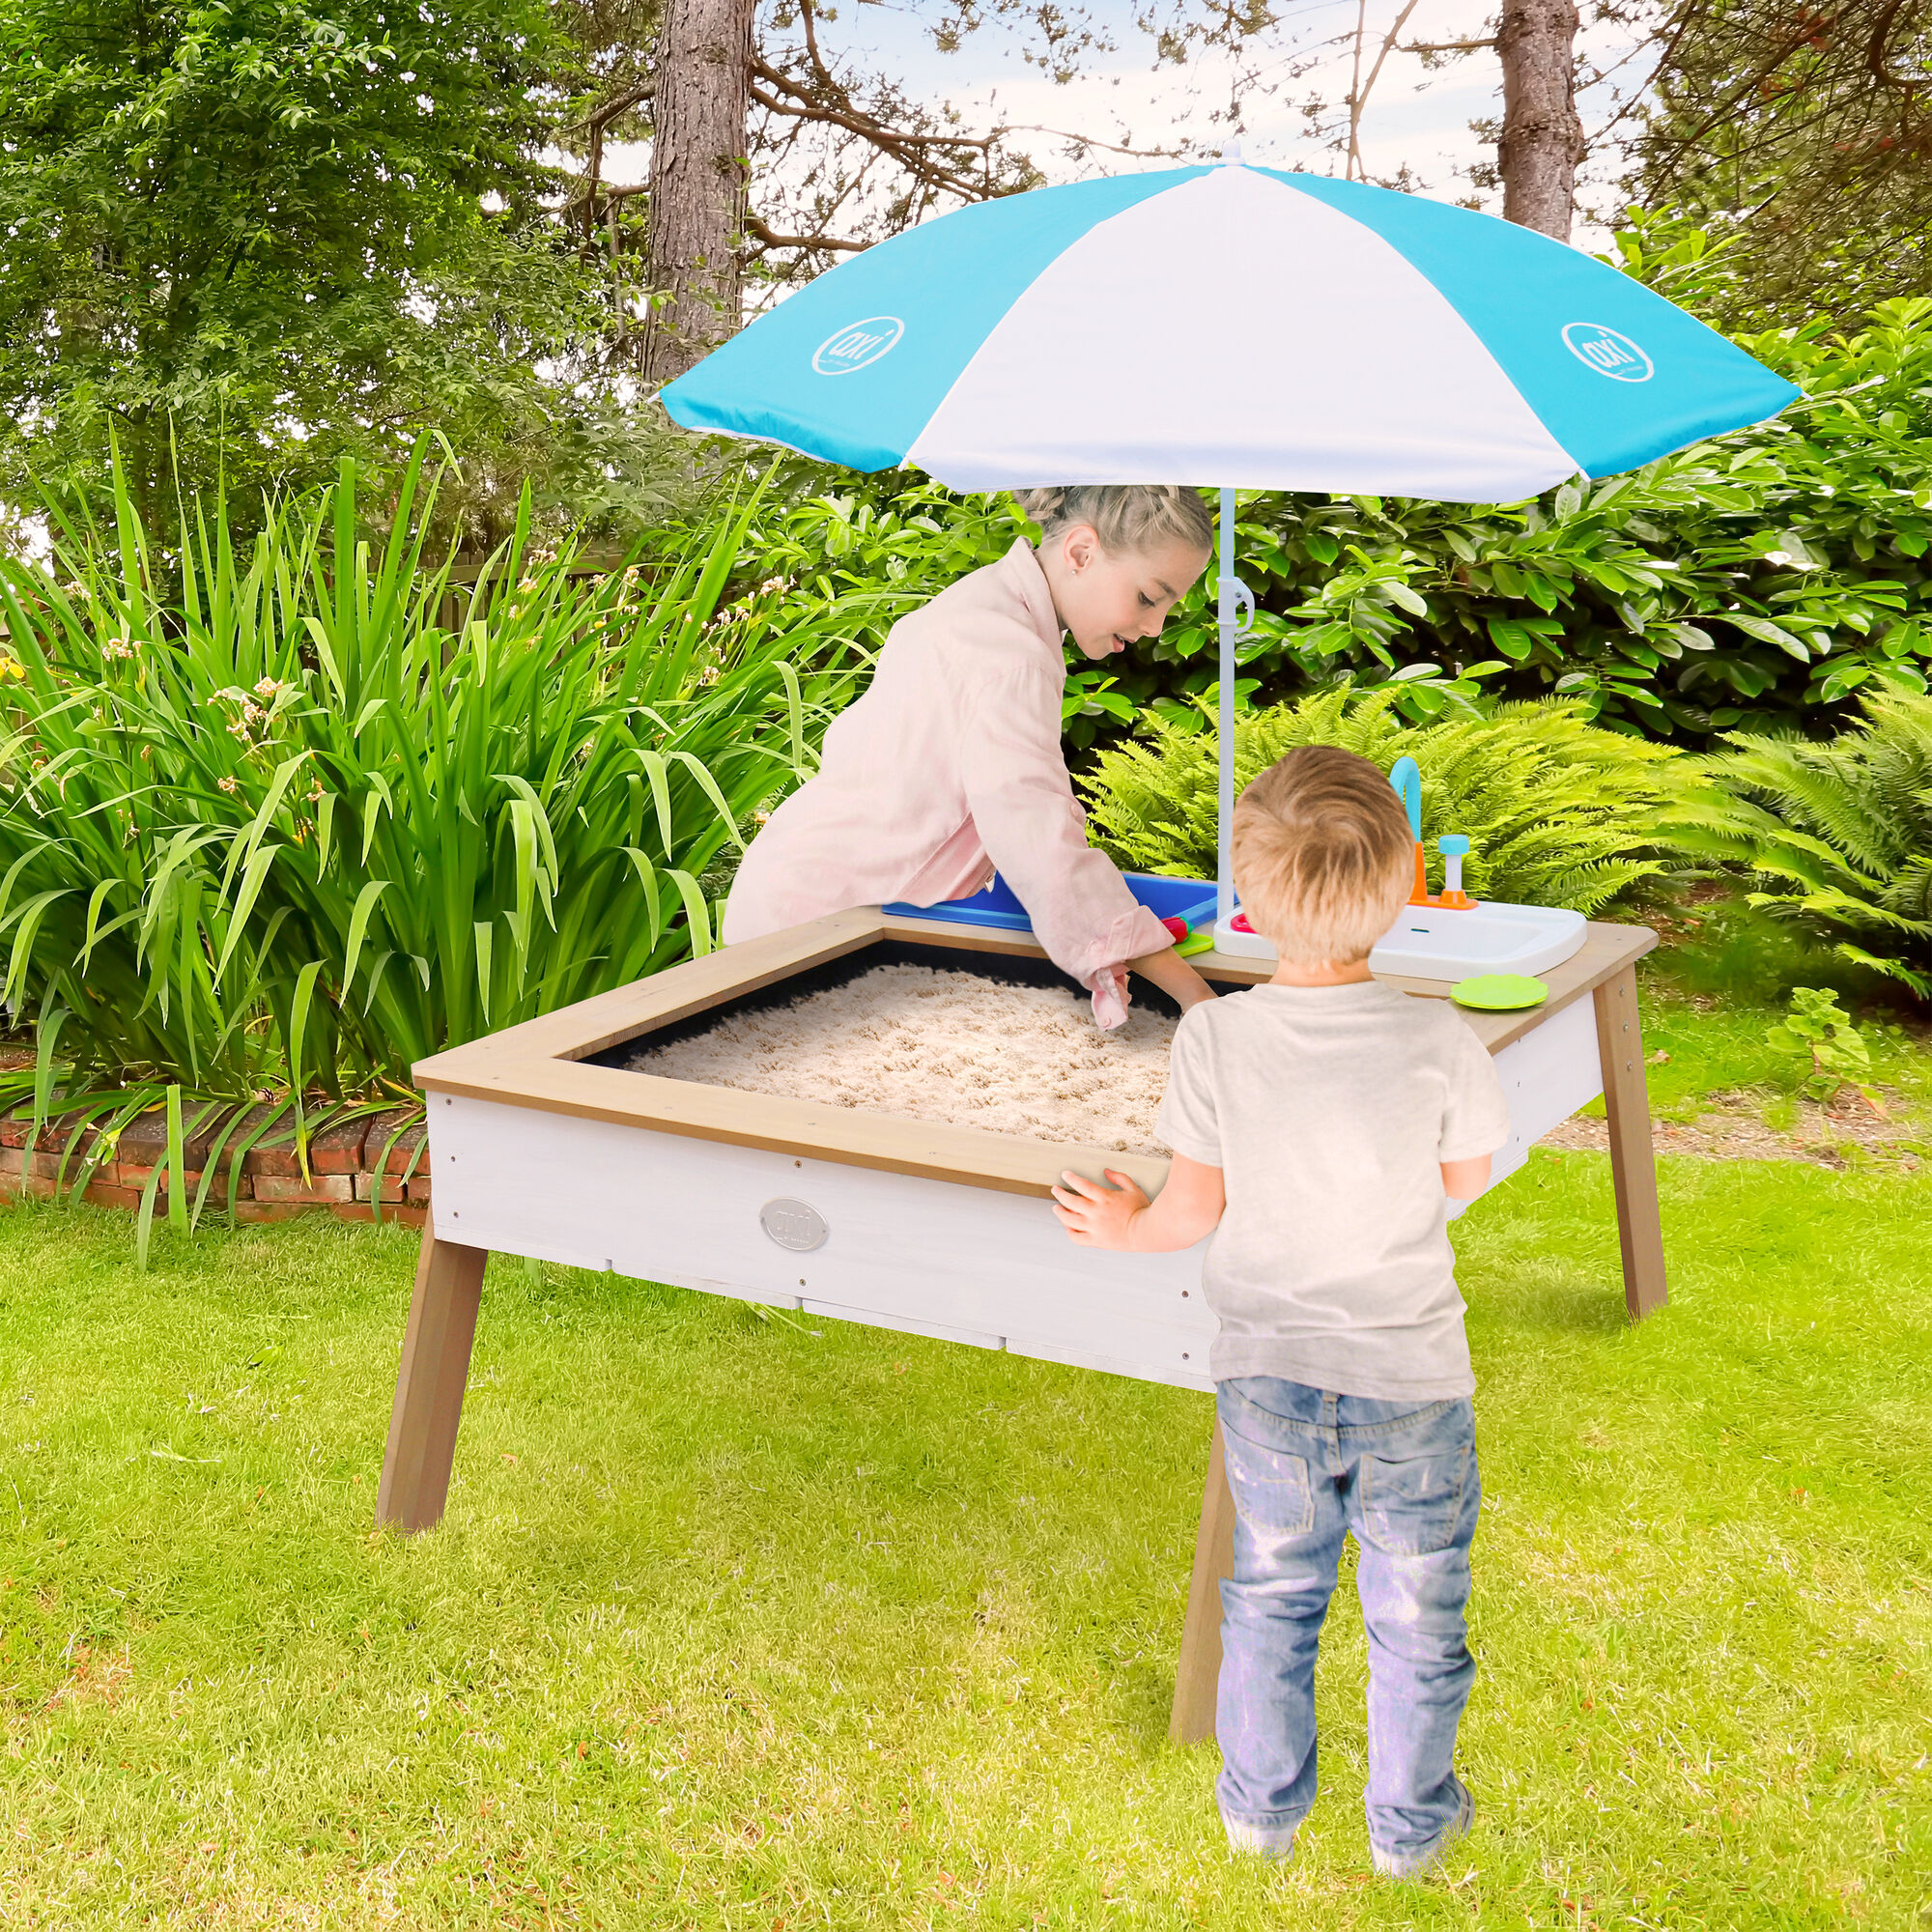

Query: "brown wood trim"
<box><xmin>414</xmin><ymin>908</ymin><xmax>887</xmax><ymax>1078</ymax></box>
<box><xmin>375</xmin><ymin>1231</ymin><xmax>489</xmax><ymax>1533</ymax></box>
<box><xmin>1170</xmin><ymin>1416</ymin><xmax>1236</xmax><ymax>1745</ymax></box>
<box><xmin>418</xmin><ymin>1051</ymin><xmax>1171</xmax><ymax>1200</ymax></box>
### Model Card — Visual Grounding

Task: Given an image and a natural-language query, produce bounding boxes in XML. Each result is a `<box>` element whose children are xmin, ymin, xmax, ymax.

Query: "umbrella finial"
<box><xmin>1218</xmin><ymin>137</ymin><xmax>1245</xmax><ymax>166</ymax></box>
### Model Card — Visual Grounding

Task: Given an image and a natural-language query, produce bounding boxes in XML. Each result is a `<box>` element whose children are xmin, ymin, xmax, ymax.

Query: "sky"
<box><xmin>600</xmin><ymin>0</ymin><xmax>1658</xmax><ymax>255</ymax></box>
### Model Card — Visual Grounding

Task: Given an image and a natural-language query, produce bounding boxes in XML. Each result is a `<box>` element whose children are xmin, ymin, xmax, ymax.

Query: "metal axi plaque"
<box><xmin>759</xmin><ymin>1198</ymin><xmax>829</xmax><ymax>1253</ymax></box>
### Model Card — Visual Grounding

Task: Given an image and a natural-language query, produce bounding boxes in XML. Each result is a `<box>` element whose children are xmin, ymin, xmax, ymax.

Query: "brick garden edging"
<box><xmin>0</xmin><ymin>1104</ymin><xmax>431</xmax><ymax>1229</ymax></box>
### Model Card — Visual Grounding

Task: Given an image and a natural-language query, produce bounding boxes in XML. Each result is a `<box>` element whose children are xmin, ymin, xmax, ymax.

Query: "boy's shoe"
<box><xmin>1370</xmin><ymin>1777</ymin><xmax>1472</xmax><ymax>1880</ymax></box>
<box><xmin>1223</xmin><ymin>1816</ymin><xmax>1298</xmax><ymax>1861</ymax></box>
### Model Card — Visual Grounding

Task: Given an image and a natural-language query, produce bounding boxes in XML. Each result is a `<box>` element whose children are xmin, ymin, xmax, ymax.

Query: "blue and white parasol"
<box><xmin>662</xmin><ymin>158</ymin><xmax>1799</xmax><ymax>936</ymax></box>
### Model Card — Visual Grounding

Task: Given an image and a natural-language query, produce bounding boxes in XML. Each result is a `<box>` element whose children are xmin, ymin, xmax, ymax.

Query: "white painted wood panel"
<box><xmin>1481</xmin><ymin>992</ymin><xmax>1604</xmax><ymax>1189</ymax></box>
<box><xmin>430</xmin><ymin>1094</ymin><xmax>1218</xmax><ymax>1390</ymax></box>
<box><xmin>801</xmin><ymin>1300</ymin><xmax>1005</xmax><ymax>1350</ymax></box>
<box><xmin>1444</xmin><ymin>994</ymin><xmax>1602</xmax><ymax>1220</ymax></box>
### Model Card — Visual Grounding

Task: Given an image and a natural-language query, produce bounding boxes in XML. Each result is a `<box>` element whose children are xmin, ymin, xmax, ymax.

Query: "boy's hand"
<box><xmin>1052</xmin><ymin>1168</ymin><xmax>1151</xmax><ymax>1249</ymax></box>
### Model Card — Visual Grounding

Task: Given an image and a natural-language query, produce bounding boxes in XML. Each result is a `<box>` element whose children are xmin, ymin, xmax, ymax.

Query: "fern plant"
<box><xmin>1078</xmin><ymin>690</ymin><xmax>1694</xmax><ymax>914</ymax></box>
<box><xmin>1665</xmin><ymin>693</ymin><xmax>1932</xmax><ymax>997</ymax></box>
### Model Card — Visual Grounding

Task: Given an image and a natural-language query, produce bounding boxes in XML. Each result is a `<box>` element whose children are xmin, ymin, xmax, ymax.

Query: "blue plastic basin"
<box><xmin>884</xmin><ymin>871</ymin><xmax>1218</xmax><ymax>936</ymax></box>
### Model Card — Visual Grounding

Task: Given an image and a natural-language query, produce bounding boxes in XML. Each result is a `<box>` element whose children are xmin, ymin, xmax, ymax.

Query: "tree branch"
<box><xmin>567</xmin><ymin>79</ymin><xmax>656</xmax><ymax>236</ymax></box>
<box><xmin>744</xmin><ymin>212</ymin><xmax>869</xmax><ymax>254</ymax></box>
<box><xmin>1642</xmin><ymin>9</ymin><xmax>1853</xmax><ymax>182</ymax></box>
<box><xmin>1349</xmin><ymin>0</ymin><xmax>1428</xmax><ymax>180</ymax></box>
<box><xmin>1594</xmin><ymin>0</ymin><xmax>1709</xmax><ymax>144</ymax></box>
<box><xmin>752</xmin><ymin>63</ymin><xmax>993</xmax><ymax>152</ymax></box>
<box><xmin>579</xmin><ymin>79</ymin><xmax>655</xmax><ymax>137</ymax></box>
<box><xmin>996</xmin><ymin>124</ymin><xmax>1184</xmax><ymax>159</ymax></box>
<box><xmin>750</xmin><ymin>65</ymin><xmax>992</xmax><ymax>201</ymax></box>
<box><xmin>1865</xmin><ymin>0</ymin><xmax>1932</xmax><ymax>94</ymax></box>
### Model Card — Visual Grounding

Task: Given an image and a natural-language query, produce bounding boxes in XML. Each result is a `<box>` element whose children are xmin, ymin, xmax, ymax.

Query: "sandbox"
<box><xmin>380</xmin><ymin>904</ymin><xmax>1666</xmax><ymax>1746</ymax></box>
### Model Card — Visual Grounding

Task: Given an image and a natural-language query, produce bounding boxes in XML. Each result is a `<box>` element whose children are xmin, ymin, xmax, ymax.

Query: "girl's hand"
<box><xmin>1051</xmin><ymin>1169</ymin><xmax>1150</xmax><ymax>1249</ymax></box>
<box><xmin>1129</xmin><ymin>946</ymin><xmax>1218</xmax><ymax>1012</ymax></box>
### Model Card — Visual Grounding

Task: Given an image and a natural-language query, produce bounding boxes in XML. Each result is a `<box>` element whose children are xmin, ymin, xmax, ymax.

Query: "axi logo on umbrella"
<box><xmin>1561</xmin><ymin>323</ymin><xmax>1654</xmax><ymax>383</ymax></box>
<box><xmin>811</xmin><ymin>317</ymin><xmax>904</xmax><ymax>375</ymax></box>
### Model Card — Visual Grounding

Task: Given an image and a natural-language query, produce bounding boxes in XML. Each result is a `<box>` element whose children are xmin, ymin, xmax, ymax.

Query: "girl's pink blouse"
<box><xmin>723</xmin><ymin>538</ymin><xmax>1171</xmax><ymax>1025</ymax></box>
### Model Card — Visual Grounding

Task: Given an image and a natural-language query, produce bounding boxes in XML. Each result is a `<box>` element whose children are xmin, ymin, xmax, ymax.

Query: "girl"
<box><xmin>724</xmin><ymin>486</ymin><xmax>1220</xmax><ymax>1026</ymax></box>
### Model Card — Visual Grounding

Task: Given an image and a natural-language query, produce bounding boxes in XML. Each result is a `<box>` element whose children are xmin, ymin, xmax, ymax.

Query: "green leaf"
<box><xmin>165</xmin><ymin>1084</ymin><xmax>188</xmax><ymax>1235</ymax></box>
<box><xmin>341</xmin><ymin>879</ymin><xmax>391</xmax><ymax>995</ymax></box>
<box><xmin>1724</xmin><ymin>613</ymin><xmax>1811</xmax><ymax>660</ymax></box>
<box><xmin>474</xmin><ymin>922</ymin><xmax>495</xmax><ymax>1026</ymax></box>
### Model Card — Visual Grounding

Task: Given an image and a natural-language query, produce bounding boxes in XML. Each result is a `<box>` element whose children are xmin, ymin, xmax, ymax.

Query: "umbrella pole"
<box><xmin>1212</xmin><ymin>491</ymin><xmax>1267</xmax><ymax>956</ymax></box>
<box><xmin>1216</xmin><ymin>488</ymin><xmax>1236</xmax><ymax>932</ymax></box>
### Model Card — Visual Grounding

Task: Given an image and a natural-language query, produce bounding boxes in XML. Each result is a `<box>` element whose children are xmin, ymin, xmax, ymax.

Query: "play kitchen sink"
<box><xmin>1364</xmin><ymin>898</ymin><xmax>1586</xmax><ymax>980</ymax></box>
<box><xmin>1210</xmin><ymin>755</ymin><xmax>1590</xmax><ymax>982</ymax></box>
<box><xmin>895</xmin><ymin>867</ymin><xmax>1589</xmax><ymax>984</ymax></box>
<box><xmin>1210</xmin><ymin>895</ymin><xmax>1587</xmax><ymax>980</ymax></box>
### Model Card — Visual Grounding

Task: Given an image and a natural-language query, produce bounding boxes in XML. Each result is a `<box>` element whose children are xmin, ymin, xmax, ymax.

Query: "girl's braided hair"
<box><xmin>1017</xmin><ymin>485</ymin><xmax>1214</xmax><ymax>557</ymax></box>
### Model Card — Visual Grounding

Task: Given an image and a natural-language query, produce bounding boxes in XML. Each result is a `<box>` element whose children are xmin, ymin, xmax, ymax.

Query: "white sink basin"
<box><xmin>1215</xmin><ymin>901</ymin><xmax>1588</xmax><ymax>982</ymax></box>
<box><xmin>1369</xmin><ymin>902</ymin><xmax>1586</xmax><ymax>980</ymax></box>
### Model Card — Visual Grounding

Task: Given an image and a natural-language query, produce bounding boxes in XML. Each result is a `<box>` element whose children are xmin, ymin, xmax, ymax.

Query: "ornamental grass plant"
<box><xmin>0</xmin><ymin>449</ymin><xmax>899</xmax><ymax>1235</ymax></box>
<box><xmin>1079</xmin><ymin>689</ymin><xmax>1696</xmax><ymax>913</ymax></box>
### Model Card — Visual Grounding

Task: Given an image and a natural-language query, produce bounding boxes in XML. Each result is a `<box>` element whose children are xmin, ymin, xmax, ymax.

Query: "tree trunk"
<box><xmin>1496</xmin><ymin>0</ymin><xmax>1586</xmax><ymax>240</ymax></box>
<box><xmin>641</xmin><ymin>0</ymin><xmax>753</xmax><ymax>386</ymax></box>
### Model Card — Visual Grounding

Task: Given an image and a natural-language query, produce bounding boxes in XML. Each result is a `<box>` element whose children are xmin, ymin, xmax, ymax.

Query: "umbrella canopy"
<box><xmin>662</xmin><ymin>160</ymin><xmax>1798</xmax><ymax>503</ymax></box>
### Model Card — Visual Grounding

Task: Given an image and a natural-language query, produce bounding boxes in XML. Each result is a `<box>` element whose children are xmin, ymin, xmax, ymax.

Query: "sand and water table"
<box><xmin>376</xmin><ymin>902</ymin><xmax>1664</xmax><ymax>1744</ymax></box>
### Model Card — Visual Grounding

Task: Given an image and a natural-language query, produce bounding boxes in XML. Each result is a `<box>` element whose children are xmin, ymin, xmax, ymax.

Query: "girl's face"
<box><xmin>1038</xmin><ymin>526</ymin><xmax>1212</xmax><ymax>662</ymax></box>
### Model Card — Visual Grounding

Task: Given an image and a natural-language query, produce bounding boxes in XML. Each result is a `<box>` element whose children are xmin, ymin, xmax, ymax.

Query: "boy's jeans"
<box><xmin>1214</xmin><ymin>1376</ymin><xmax>1479</xmax><ymax>1873</ymax></box>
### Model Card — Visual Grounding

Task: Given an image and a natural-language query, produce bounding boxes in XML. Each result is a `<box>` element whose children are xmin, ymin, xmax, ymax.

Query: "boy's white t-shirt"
<box><xmin>1154</xmin><ymin>980</ymin><xmax>1511</xmax><ymax>1401</ymax></box>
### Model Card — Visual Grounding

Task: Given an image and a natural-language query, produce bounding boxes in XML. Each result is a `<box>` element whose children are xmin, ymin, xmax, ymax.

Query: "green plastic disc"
<box><xmin>1451</xmin><ymin>972</ymin><xmax>1548</xmax><ymax>1011</ymax></box>
<box><xmin>1176</xmin><ymin>928</ymin><xmax>1215</xmax><ymax>957</ymax></box>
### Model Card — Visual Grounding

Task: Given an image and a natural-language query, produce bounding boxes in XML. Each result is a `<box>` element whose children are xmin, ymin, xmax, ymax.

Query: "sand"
<box><xmin>625</xmin><ymin>962</ymin><xmax>1178</xmax><ymax>1153</ymax></box>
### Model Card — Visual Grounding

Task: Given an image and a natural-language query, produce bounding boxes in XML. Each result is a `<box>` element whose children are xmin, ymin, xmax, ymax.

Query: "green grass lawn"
<box><xmin>0</xmin><ymin>1154</ymin><xmax>1928</xmax><ymax>1928</ymax></box>
<box><xmin>1627</xmin><ymin>984</ymin><xmax>1931</xmax><ymax>1130</ymax></box>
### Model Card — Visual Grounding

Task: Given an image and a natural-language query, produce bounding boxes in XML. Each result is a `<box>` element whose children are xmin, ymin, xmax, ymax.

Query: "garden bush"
<box><xmin>1078</xmin><ymin>690</ymin><xmax>1694</xmax><ymax>914</ymax></box>
<box><xmin>1664</xmin><ymin>690</ymin><xmax>1932</xmax><ymax>997</ymax></box>
<box><xmin>800</xmin><ymin>282</ymin><xmax>1932</xmax><ymax>754</ymax></box>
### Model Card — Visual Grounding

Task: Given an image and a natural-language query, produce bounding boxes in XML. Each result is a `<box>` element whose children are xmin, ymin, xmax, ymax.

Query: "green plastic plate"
<box><xmin>1451</xmin><ymin>972</ymin><xmax>1548</xmax><ymax>1011</ymax></box>
<box><xmin>1176</xmin><ymin>929</ymin><xmax>1215</xmax><ymax>957</ymax></box>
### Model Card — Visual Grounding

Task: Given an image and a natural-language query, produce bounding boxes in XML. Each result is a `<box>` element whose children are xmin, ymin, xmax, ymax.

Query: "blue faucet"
<box><xmin>1388</xmin><ymin>756</ymin><xmax>1422</xmax><ymax>839</ymax></box>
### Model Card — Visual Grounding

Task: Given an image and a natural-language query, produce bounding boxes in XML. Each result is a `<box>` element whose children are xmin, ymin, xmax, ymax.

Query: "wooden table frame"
<box><xmin>377</xmin><ymin>909</ymin><xmax>1666</xmax><ymax>1747</ymax></box>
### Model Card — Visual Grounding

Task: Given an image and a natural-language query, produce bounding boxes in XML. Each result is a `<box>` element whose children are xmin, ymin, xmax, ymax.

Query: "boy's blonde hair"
<box><xmin>1018</xmin><ymin>485</ymin><xmax>1213</xmax><ymax>557</ymax></box>
<box><xmin>1233</xmin><ymin>746</ymin><xmax>1412</xmax><ymax>965</ymax></box>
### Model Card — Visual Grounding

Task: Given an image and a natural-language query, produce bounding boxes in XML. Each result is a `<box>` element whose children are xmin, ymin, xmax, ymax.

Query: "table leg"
<box><xmin>375</xmin><ymin>1226</ymin><xmax>489</xmax><ymax>1532</ymax></box>
<box><xmin>1169</xmin><ymin>1416</ymin><xmax>1236</xmax><ymax>1746</ymax></box>
<box><xmin>1593</xmin><ymin>964</ymin><xmax>1668</xmax><ymax>1321</ymax></box>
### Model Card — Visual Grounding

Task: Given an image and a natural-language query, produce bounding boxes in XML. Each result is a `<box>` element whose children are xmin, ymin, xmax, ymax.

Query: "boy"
<box><xmin>1052</xmin><ymin>745</ymin><xmax>1510</xmax><ymax>1879</ymax></box>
